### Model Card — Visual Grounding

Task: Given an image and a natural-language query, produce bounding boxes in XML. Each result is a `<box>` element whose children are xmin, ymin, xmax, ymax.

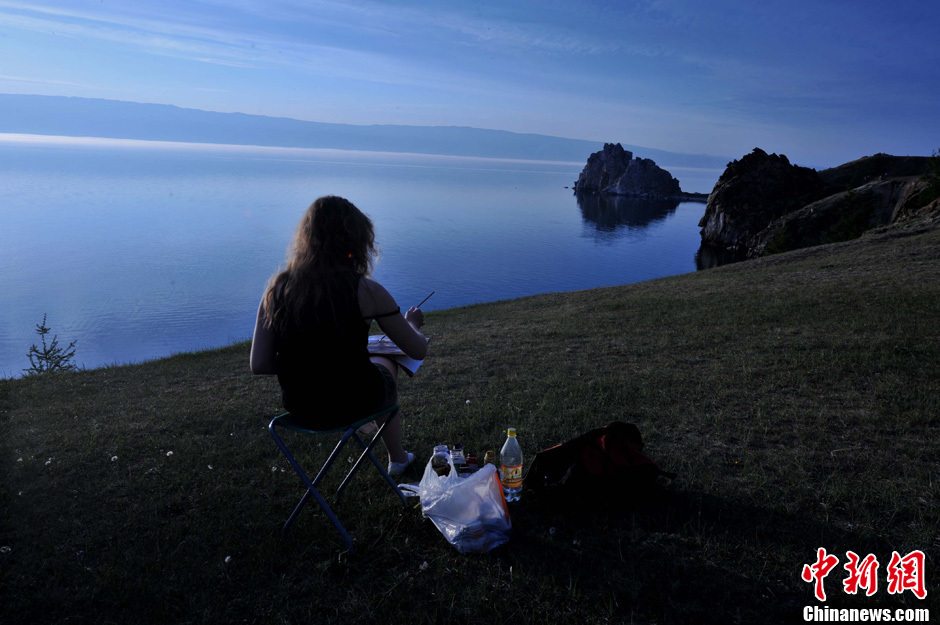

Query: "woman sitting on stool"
<box><xmin>250</xmin><ymin>195</ymin><xmax>428</xmax><ymax>476</ymax></box>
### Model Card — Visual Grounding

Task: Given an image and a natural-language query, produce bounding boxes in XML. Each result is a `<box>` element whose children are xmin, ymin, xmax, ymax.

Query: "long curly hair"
<box><xmin>263</xmin><ymin>196</ymin><xmax>377</xmax><ymax>332</ymax></box>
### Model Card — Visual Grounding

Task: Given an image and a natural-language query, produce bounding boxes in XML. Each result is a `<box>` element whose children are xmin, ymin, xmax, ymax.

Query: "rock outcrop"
<box><xmin>749</xmin><ymin>178</ymin><xmax>928</xmax><ymax>257</ymax></box>
<box><xmin>698</xmin><ymin>148</ymin><xmax>937</xmax><ymax>259</ymax></box>
<box><xmin>574</xmin><ymin>143</ymin><xmax>682</xmax><ymax>198</ymax></box>
<box><xmin>698</xmin><ymin>148</ymin><xmax>826</xmax><ymax>254</ymax></box>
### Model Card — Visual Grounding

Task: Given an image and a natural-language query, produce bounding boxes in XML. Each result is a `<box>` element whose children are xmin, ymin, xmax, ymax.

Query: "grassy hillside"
<box><xmin>2</xmin><ymin>219</ymin><xmax>938</xmax><ymax>624</ymax></box>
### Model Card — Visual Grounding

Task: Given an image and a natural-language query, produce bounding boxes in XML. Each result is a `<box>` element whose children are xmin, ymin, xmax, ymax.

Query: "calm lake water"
<box><xmin>0</xmin><ymin>135</ymin><xmax>722</xmax><ymax>377</ymax></box>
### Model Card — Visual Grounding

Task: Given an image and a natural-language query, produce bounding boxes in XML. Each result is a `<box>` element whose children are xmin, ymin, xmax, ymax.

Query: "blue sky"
<box><xmin>1</xmin><ymin>0</ymin><xmax>937</xmax><ymax>167</ymax></box>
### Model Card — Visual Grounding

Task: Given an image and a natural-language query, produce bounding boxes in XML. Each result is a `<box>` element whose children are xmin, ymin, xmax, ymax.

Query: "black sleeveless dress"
<box><xmin>274</xmin><ymin>273</ymin><xmax>391</xmax><ymax>429</ymax></box>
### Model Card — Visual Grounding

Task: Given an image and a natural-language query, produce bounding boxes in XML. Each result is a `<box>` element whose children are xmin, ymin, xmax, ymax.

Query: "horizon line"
<box><xmin>0</xmin><ymin>92</ymin><xmax>732</xmax><ymax>163</ymax></box>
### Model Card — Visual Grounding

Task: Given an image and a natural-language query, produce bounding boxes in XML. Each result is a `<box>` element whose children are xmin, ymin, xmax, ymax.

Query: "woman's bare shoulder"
<box><xmin>359</xmin><ymin>277</ymin><xmax>398</xmax><ymax>317</ymax></box>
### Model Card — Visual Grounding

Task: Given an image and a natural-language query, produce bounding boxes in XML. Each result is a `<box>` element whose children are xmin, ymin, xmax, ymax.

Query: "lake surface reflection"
<box><xmin>577</xmin><ymin>193</ymin><xmax>682</xmax><ymax>232</ymax></box>
<box><xmin>0</xmin><ymin>136</ymin><xmax>722</xmax><ymax>376</ymax></box>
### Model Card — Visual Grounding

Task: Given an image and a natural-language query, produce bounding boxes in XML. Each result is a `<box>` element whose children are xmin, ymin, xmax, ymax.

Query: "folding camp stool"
<box><xmin>268</xmin><ymin>403</ymin><xmax>408</xmax><ymax>552</ymax></box>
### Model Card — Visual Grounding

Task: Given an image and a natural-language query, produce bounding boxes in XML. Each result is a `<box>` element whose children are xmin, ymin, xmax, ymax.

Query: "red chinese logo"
<box><xmin>803</xmin><ymin>548</ymin><xmax>927</xmax><ymax>601</ymax></box>
<box><xmin>843</xmin><ymin>551</ymin><xmax>879</xmax><ymax>596</ymax></box>
<box><xmin>802</xmin><ymin>548</ymin><xmax>840</xmax><ymax>601</ymax></box>
<box><xmin>887</xmin><ymin>550</ymin><xmax>927</xmax><ymax>600</ymax></box>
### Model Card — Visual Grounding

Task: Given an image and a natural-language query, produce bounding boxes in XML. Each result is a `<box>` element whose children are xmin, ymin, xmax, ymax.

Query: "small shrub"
<box><xmin>764</xmin><ymin>224</ymin><xmax>796</xmax><ymax>255</ymax></box>
<box><xmin>826</xmin><ymin>191</ymin><xmax>874</xmax><ymax>244</ymax></box>
<box><xmin>24</xmin><ymin>314</ymin><xmax>78</xmax><ymax>376</ymax></box>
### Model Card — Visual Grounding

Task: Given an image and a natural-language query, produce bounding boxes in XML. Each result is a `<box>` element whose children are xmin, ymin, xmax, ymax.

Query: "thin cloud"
<box><xmin>0</xmin><ymin>74</ymin><xmax>96</xmax><ymax>89</ymax></box>
<box><xmin>0</xmin><ymin>3</ymin><xmax>431</xmax><ymax>88</ymax></box>
<box><xmin>194</xmin><ymin>58</ymin><xmax>259</xmax><ymax>69</ymax></box>
<box><xmin>0</xmin><ymin>1</ymin><xmax>552</xmax><ymax>100</ymax></box>
<box><xmin>0</xmin><ymin>2</ymin><xmax>308</xmax><ymax>79</ymax></box>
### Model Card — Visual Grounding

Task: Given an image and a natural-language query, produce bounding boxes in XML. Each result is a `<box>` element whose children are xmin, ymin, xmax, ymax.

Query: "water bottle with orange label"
<box><xmin>499</xmin><ymin>427</ymin><xmax>523</xmax><ymax>501</ymax></box>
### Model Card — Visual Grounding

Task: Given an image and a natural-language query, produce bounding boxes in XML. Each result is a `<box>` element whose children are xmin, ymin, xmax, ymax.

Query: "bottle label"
<box><xmin>500</xmin><ymin>463</ymin><xmax>523</xmax><ymax>488</ymax></box>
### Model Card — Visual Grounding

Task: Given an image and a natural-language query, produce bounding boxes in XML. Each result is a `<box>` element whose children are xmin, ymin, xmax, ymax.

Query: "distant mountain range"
<box><xmin>0</xmin><ymin>94</ymin><xmax>729</xmax><ymax>170</ymax></box>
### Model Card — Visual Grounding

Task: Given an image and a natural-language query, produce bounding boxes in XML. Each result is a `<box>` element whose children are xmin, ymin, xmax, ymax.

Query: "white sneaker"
<box><xmin>357</xmin><ymin>420</ymin><xmax>378</xmax><ymax>436</ymax></box>
<box><xmin>387</xmin><ymin>452</ymin><xmax>414</xmax><ymax>477</ymax></box>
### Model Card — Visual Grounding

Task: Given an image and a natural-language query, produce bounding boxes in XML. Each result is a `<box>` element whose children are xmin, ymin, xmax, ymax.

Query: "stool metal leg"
<box><xmin>336</xmin><ymin>410</ymin><xmax>408</xmax><ymax>507</ymax></box>
<box><xmin>268</xmin><ymin>404</ymin><xmax>405</xmax><ymax>553</ymax></box>
<box><xmin>269</xmin><ymin>421</ymin><xmax>354</xmax><ymax>550</ymax></box>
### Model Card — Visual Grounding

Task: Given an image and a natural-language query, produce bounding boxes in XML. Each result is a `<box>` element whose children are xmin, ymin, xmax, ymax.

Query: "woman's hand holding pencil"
<box><xmin>405</xmin><ymin>306</ymin><xmax>425</xmax><ymax>329</ymax></box>
<box><xmin>381</xmin><ymin>290</ymin><xmax>433</xmax><ymax>340</ymax></box>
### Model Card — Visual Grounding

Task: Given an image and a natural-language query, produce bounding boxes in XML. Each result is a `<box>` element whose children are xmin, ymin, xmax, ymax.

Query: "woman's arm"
<box><xmin>250</xmin><ymin>298</ymin><xmax>278</xmax><ymax>374</ymax></box>
<box><xmin>360</xmin><ymin>278</ymin><xmax>428</xmax><ymax>360</ymax></box>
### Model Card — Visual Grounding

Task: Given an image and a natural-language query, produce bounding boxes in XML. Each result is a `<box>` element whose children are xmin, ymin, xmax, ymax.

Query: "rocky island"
<box><xmin>699</xmin><ymin>148</ymin><xmax>939</xmax><ymax>258</ymax></box>
<box><xmin>574</xmin><ymin>143</ymin><xmax>703</xmax><ymax>200</ymax></box>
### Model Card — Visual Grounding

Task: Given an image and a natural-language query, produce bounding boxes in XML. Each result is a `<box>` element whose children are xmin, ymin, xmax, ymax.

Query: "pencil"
<box><xmin>414</xmin><ymin>290</ymin><xmax>435</xmax><ymax>308</ymax></box>
<box><xmin>378</xmin><ymin>291</ymin><xmax>434</xmax><ymax>342</ymax></box>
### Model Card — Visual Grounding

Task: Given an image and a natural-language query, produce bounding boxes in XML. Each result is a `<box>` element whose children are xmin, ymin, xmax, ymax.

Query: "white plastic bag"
<box><xmin>401</xmin><ymin>456</ymin><xmax>511</xmax><ymax>553</ymax></box>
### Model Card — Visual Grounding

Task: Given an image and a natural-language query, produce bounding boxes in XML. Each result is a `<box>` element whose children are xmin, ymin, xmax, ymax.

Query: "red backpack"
<box><xmin>524</xmin><ymin>422</ymin><xmax>674</xmax><ymax>507</ymax></box>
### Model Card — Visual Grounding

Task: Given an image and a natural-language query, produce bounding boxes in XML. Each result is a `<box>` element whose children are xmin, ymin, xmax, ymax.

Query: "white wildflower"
<box><xmin>419</xmin><ymin>561</ymin><xmax>429</xmax><ymax>572</ymax></box>
<box><xmin>166</xmin><ymin>451</ymin><xmax>173</xmax><ymax>457</ymax></box>
<box><xmin>224</xmin><ymin>556</ymin><xmax>232</xmax><ymax>564</ymax></box>
<box><xmin>45</xmin><ymin>458</ymin><xmax>52</xmax><ymax>466</ymax></box>
<box><xmin>111</xmin><ymin>456</ymin><xmax>118</xmax><ymax>462</ymax></box>
<box><xmin>272</xmin><ymin>466</ymin><xmax>277</xmax><ymax>472</ymax></box>
<box><xmin>0</xmin><ymin>546</ymin><xmax>11</xmax><ymax>554</ymax></box>
<box><xmin>466</xmin><ymin>399</ymin><xmax>471</xmax><ymax>404</ymax></box>
<box><xmin>207</xmin><ymin>465</ymin><xmax>213</xmax><ymax>470</ymax></box>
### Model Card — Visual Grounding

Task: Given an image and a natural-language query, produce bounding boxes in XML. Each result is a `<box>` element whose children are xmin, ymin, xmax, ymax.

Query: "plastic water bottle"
<box><xmin>499</xmin><ymin>428</ymin><xmax>523</xmax><ymax>502</ymax></box>
<box><xmin>451</xmin><ymin>444</ymin><xmax>467</xmax><ymax>474</ymax></box>
<box><xmin>431</xmin><ymin>445</ymin><xmax>450</xmax><ymax>477</ymax></box>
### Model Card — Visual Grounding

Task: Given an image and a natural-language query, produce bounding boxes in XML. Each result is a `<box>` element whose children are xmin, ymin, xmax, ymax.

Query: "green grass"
<box><xmin>2</xmin><ymin>220</ymin><xmax>938</xmax><ymax>624</ymax></box>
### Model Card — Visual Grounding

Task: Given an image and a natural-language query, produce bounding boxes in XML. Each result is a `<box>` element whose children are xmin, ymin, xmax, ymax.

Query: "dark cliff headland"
<box><xmin>699</xmin><ymin>148</ymin><xmax>940</xmax><ymax>259</ymax></box>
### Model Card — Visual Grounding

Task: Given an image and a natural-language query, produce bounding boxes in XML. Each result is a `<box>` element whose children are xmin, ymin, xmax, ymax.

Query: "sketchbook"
<box><xmin>368</xmin><ymin>335</ymin><xmax>430</xmax><ymax>377</ymax></box>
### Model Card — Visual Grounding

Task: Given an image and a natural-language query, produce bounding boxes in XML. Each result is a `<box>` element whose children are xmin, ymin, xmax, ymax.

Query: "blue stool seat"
<box><xmin>268</xmin><ymin>403</ymin><xmax>408</xmax><ymax>552</ymax></box>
